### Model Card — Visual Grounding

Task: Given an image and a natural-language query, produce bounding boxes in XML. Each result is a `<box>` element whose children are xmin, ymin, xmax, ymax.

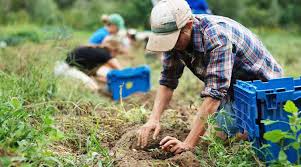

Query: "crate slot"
<box><xmin>295</xmin><ymin>86</ymin><xmax>301</xmax><ymax>91</ymax></box>
<box><xmin>276</xmin><ymin>88</ymin><xmax>286</xmax><ymax>92</ymax></box>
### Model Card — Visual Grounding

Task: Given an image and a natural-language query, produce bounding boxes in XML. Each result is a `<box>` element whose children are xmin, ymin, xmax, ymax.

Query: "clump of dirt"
<box><xmin>0</xmin><ymin>149</ymin><xmax>15</xmax><ymax>157</ymax></box>
<box><xmin>0</xmin><ymin>64</ymin><xmax>5</xmax><ymax>70</ymax></box>
<box><xmin>112</xmin><ymin>127</ymin><xmax>200</xmax><ymax>167</ymax></box>
<box><xmin>124</xmin><ymin>90</ymin><xmax>157</xmax><ymax>109</ymax></box>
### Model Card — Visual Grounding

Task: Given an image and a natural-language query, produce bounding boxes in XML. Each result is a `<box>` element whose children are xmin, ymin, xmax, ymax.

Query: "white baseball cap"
<box><xmin>146</xmin><ymin>0</ymin><xmax>193</xmax><ymax>52</ymax></box>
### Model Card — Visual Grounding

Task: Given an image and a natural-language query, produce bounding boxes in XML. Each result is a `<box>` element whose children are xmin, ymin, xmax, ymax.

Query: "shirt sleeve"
<box><xmin>89</xmin><ymin>29</ymin><xmax>108</xmax><ymax>45</ymax></box>
<box><xmin>201</xmin><ymin>28</ymin><xmax>234</xmax><ymax>100</ymax></box>
<box><xmin>159</xmin><ymin>51</ymin><xmax>185</xmax><ymax>89</ymax></box>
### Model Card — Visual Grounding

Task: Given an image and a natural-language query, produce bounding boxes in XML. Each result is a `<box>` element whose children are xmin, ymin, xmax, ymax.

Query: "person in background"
<box><xmin>89</xmin><ymin>13</ymin><xmax>125</xmax><ymax>45</ymax></box>
<box><xmin>186</xmin><ymin>0</ymin><xmax>212</xmax><ymax>14</ymax></box>
<box><xmin>54</xmin><ymin>37</ymin><xmax>123</xmax><ymax>91</ymax></box>
<box><xmin>152</xmin><ymin>0</ymin><xmax>211</xmax><ymax>15</ymax></box>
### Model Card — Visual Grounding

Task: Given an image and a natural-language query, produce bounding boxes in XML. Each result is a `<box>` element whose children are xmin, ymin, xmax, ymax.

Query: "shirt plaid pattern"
<box><xmin>159</xmin><ymin>15</ymin><xmax>283</xmax><ymax>100</ymax></box>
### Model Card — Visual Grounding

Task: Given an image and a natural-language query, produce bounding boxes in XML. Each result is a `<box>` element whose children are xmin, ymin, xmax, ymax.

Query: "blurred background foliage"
<box><xmin>0</xmin><ymin>0</ymin><xmax>300</xmax><ymax>30</ymax></box>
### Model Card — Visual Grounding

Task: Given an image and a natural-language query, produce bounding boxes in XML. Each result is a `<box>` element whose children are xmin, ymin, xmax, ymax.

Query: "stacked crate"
<box><xmin>233</xmin><ymin>77</ymin><xmax>301</xmax><ymax>163</ymax></box>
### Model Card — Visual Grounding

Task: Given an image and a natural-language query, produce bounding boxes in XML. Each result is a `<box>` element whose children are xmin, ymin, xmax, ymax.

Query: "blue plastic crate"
<box><xmin>233</xmin><ymin>80</ymin><xmax>258</xmax><ymax>140</ymax></box>
<box><xmin>107</xmin><ymin>65</ymin><xmax>151</xmax><ymax>100</ymax></box>
<box><xmin>233</xmin><ymin>77</ymin><xmax>301</xmax><ymax>163</ymax></box>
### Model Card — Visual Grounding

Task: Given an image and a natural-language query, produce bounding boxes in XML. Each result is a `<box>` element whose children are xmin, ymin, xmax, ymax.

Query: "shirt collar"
<box><xmin>192</xmin><ymin>16</ymin><xmax>205</xmax><ymax>53</ymax></box>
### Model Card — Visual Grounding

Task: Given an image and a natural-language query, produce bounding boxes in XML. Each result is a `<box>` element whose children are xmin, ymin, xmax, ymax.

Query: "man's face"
<box><xmin>107</xmin><ymin>24</ymin><xmax>118</xmax><ymax>34</ymax></box>
<box><xmin>174</xmin><ymin>22</ymin><xmax>193</xmax><ymax>51</ymax></box>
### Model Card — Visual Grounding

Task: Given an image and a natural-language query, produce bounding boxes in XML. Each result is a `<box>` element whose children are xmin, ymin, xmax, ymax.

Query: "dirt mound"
<box><xmin>111</xmin><ymin>127</ymin><xmax>200</xmax><ymax>167</ymax></box>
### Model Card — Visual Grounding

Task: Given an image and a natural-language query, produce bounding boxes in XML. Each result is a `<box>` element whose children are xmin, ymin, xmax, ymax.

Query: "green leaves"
<box><xmin>0</xmin><ymin>68</ymin><xmax>66</xmax><ymax>166</ymax></box>
<box><xmin>9</xmin><ymin>97</ymin><xmax>23</xmax><ymax>110</ymax></box>
<box><xmin>278</xmin><ymin>150</ymin><xmax>287</xmax><ymax>161</ymax></box>
<box><xmin>291</xmin><ymin>142</ymin><xmax>300</xmax><ymax>150</ymax></box>
<box><xmin>262</xmin><ymin>100</ymin><xmax>301</xmax><ymax>165</ymax></box>
<box><xmin>284</xmin><ymin>100</ymin><xmax>299</xmax><ymax>114</ymax></box>
<box><xmin>263</xmin><ymin>130</ymin><xmax>287</xmax><ymax>143</ymax></box>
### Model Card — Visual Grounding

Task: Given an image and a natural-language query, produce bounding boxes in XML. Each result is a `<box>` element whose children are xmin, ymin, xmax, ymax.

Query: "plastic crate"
<box><xmin>233</xmin><ymin>77</ymin><xmax>301</xmax><ymax>163</ymax></box>
<box><xmin>232</xmin><ymin>80</ymin><xmax>258</xmax><ymax>139</ymax></box>
<box><xmin>107</xmin><ymin>65</ymin><xmax>151</xmax><ymax>100</ymax></box>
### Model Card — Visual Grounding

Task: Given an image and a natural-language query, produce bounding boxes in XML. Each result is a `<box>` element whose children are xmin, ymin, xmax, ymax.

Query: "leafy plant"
<box><xmin>262</xmin><ymin>100</ymin><xmax>301</xmax><ymax>165</ymax></box>
<box><xmin>196</xmin><ymin>115</ymin><xmax>262</xmax><ymax>166</ymax></box>
<box><xmin>0</xmin><ymin>72</ymin><xmax>64</xmax><ymax>166</ymax></box>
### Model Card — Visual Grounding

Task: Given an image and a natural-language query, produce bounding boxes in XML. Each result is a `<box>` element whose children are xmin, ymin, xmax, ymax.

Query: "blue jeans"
<box><xmin>215</xmin><ymin>102</ymin><xmax>240</xmax><ymax>137</ymax></box>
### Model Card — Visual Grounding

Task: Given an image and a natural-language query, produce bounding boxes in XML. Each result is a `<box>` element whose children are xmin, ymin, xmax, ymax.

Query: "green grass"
<box><xmin>255</xmin><ymin>28</ymin><xmax>301</xmax><ymax>77</ymax></box>
<box><xmin>0</xmin><ymin>24</ymin><xmax>301</xmax><ymax>166</ymax></box>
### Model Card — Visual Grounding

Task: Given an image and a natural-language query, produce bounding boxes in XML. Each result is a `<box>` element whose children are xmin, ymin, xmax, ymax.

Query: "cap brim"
<box><xmin>146</xmin><ymin>30</ymin><xmax>180</xmax><ymax>52</ymax></box>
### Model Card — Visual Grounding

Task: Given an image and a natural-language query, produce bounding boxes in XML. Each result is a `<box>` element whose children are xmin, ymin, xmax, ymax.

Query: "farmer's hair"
<box><xmin>101</xmin><ymin>14</ymin><xmax>109</xmax><ymax>25</ymax></box>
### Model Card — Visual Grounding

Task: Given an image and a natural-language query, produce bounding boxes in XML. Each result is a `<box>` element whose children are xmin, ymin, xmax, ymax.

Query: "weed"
<box><xmin>196</xmin><ymin>115</ymin><xmax>263</xmax><ymax>167</ymax></box>
<box><xmin>0</xmin><ymin>71</ymin><xmax>64</xmax><ymax>166</ymax></box>
<box><xmin>262</xmin><ymin>100</ymin><xmax>301</xmax><ymax>165</ymax></box>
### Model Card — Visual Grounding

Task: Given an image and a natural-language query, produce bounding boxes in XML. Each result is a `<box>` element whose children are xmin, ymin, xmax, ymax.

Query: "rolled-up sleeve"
<box><xmin>201</xmin><ymin>30</ymin><xmax>234</xmax><ymax>100</ymax></box>
<box><xmin>159</xmin><ymin>51</ymin><xmax>185</xmax><ymax>89</ymax></box>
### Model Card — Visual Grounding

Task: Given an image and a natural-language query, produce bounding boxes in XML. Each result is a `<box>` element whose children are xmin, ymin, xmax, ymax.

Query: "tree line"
<box><xmin>0</xmin><ymin>0</ymin><xmax>300</xmax><ymax>30</ymax></box>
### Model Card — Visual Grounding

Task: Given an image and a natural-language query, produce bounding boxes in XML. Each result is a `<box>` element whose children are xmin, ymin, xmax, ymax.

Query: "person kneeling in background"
<box><xmin>54</xmin><ymin>37</ymin><xmax>123</xmax><ymax>91</ymax></box>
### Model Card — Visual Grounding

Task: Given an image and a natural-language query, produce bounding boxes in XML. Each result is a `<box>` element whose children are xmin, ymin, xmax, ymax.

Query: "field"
<box><xmin>0</xmin><ymin>24</ymin><xmax>301</xmax><ymax>166</ymax></box>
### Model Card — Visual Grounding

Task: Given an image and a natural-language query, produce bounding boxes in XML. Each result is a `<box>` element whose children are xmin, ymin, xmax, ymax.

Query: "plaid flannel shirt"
<box><xmin>159</xmin><ymin>15</ymin><xmax>283</xmax><ymax>100</ymax></box>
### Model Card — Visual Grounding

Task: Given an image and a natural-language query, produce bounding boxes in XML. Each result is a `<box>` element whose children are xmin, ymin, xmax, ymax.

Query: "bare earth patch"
<box><xmin>111</xmin><ymin>127</ymin><xmax>200</xmax><ymax>167</ymax></box>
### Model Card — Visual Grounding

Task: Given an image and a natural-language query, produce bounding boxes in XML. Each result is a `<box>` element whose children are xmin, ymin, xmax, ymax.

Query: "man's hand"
<box><xmin>137</xmin><ymin>120</ymin><xmax>161</xmax><ymax>148</ymax></box>
<box><xmin>160</xmin><ymin>136</ymin><xmax>193</xmax><ymax>154</ymax></box>
<box><xmin>137</xmin><ymin>85</ymin><xmax>173</xmax><ymax>149</ymax></box>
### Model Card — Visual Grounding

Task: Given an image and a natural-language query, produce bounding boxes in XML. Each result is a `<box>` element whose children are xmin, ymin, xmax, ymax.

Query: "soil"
<box><xmin>111</xmin><ymin>126</ymin><xmax>201</xmax><ymax>167</ymax></box>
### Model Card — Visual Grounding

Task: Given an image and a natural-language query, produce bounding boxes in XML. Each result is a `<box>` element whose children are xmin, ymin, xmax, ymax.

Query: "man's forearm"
<box><xmin>184</xmin><ymin>97</ymin><xmax>221</xmax><ymax>147</ymax></box>
<box><xmin>149</xmin><ymin>85</ymin><xmax>174</xmax><ymax>121</ymax></box>
<box><xmin>107</xmin><ymin>58</ymin><xmax>122</xmax><ymax>69</ymax></box>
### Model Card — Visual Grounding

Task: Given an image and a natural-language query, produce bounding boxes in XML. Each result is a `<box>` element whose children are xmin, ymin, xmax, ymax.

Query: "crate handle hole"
<box><xmin>276</xmin><ymin>88</ymin><xmax>286</xmax><ymax>92</ymax></box>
